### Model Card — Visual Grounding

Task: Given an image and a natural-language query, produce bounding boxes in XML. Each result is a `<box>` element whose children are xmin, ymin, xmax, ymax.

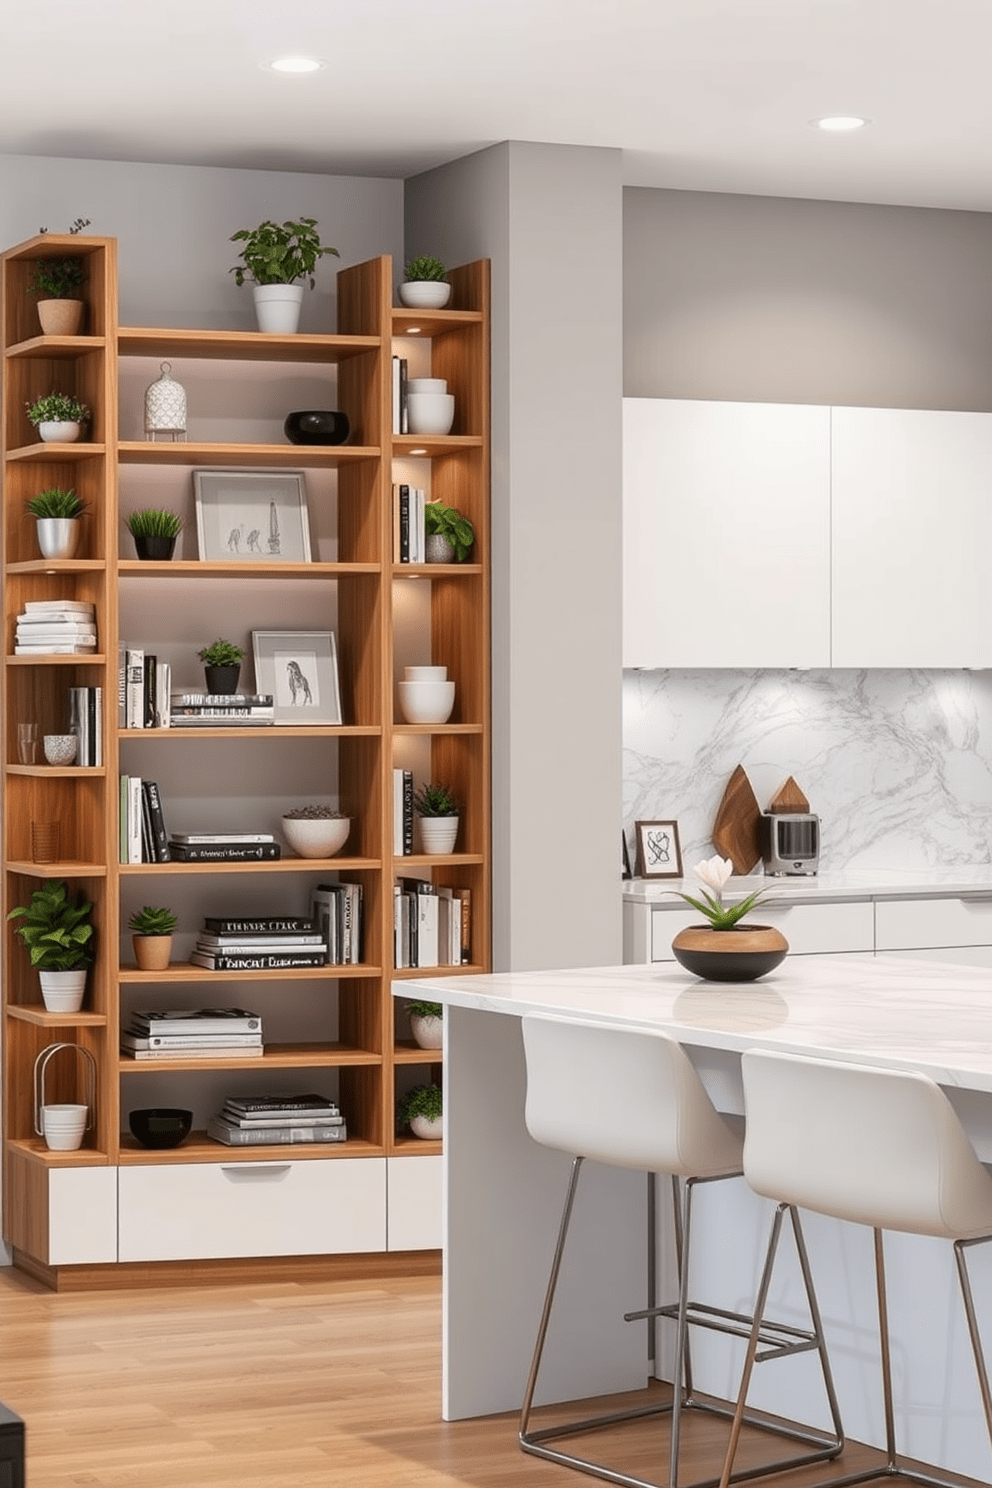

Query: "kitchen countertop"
<box><xmin>623</xmin><ymin>864</ymin><xmax>992</xmax><ymax>907</ymax></box>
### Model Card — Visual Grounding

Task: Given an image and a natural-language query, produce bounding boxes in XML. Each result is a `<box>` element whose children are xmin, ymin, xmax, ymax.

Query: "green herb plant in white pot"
<box><xmin>397</xmin><ymin>1082</ymin><xmax>443</xmax><ymax>1140</ymax></box>
<box><xmin>7</xmin><ymin>879</ymin><xmax>95</xmax><ymax>1013</ymax></box>
<box><xmin>406</xmin><ymin>999</ymin><xmax>443</xmax><ymax>1050</ymax></box>
<box><xmin>26</xmin><ymin>392</ymin><xmax>91</xmax><ymax>444</ymax></box>
<box><xmin>230</xmin><ymin>217</ymin><xmax>339</xmax><ymax>334</ymax></box>
<box><xmin>414</xmin><ymin>782</ymin><xmax>460</xmax><ymax>855</ymax></box>
<box><xmin>26</xmin><ymin>486</ymin><xmax>87</xmax><ymax>559</ymax></box>
<box><xmin>399</xmin><ymin>255</ymin><xmax>450</xmax><ymax>309</ymax></box>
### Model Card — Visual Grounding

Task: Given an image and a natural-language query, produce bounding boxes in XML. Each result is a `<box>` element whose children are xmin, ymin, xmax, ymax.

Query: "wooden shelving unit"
<box><xmin>1</xmin><ymin>234</ymin><xmax>490</xmax><ymax>1283</ymax></box>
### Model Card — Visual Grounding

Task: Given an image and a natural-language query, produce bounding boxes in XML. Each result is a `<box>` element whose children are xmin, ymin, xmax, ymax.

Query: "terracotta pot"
<box><xmin>132</xmin><ymin>935</ymin><xmax>173</xmax><ymax>971</ymax></box>
<box><xmin>671</xmin><ymin>924</ymin><xmax>788</xmax><ymax>983</ymax></box>
<box><xmin>37</xmin><ymin>299</ymin><xmax>85</xmax><ymax>336</ymax></box>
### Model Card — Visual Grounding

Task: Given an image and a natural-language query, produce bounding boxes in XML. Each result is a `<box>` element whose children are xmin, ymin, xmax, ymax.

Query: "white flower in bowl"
<box><xmin>692</xmin><ymin>855</ymin><xmax>734</xmax><ymax>898</ymax></box>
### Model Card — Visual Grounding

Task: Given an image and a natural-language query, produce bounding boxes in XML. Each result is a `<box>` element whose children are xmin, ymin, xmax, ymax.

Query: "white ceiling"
<box><xmin>3</xmin><ymin>0</ymin><xmax>991</xmax><ymax>211</ymax></box>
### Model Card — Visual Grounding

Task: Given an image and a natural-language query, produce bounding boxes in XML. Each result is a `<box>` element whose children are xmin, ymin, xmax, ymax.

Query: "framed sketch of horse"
<box><xmin>252</xmin><ymin>631</ymin><xmax>342</xmax><ymax>725</ymax></box>
<box><xmin>193</xmin><ymin>470</ymin><xmax>312</xmax><ymax>563</ymax></box>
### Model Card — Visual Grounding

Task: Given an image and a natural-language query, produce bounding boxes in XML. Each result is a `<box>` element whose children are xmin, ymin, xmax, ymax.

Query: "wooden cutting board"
<box><xmin>711</xmin><ymin>764</ymin><xmax>762</xmax><ymax>875</ymax></box>
<box><xmin>768</xmin><ymin>775</ymin><xmax>811</xmax><ymax>814</ymax></box>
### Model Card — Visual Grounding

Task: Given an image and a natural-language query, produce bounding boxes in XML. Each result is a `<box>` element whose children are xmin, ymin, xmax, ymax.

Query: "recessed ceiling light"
<box><xmin>265</xmin><ymin>56</ymin><xmax>323</xmax><ymax>74</ymax></box>
<box><xmin>811</xmin><ymin>115</ymin><xmax>871</xmax><ymax>133</ymax></box>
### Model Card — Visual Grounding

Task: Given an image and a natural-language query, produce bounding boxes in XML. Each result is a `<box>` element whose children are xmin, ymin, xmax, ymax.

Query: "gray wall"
<box><xmin>0</xmin><ymin>153</ymin><xmax>403</xmax><ymax>329</ymax></box>
<box><xmin>406</xmin><ymin>143</ymin><xmax>625</xmax><ymax>972</ymax></box>
<box><xmin>624</xmin><ymin>187</ymin><xmax>992</xmax><ymax>409</ymax></box>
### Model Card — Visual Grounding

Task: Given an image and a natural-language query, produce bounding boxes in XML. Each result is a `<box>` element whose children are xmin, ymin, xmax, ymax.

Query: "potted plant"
<box><xmin>26</xmin><ymin>486</ymin><xmax>87</xmax><ymax>559</ymax></box>
<box><xmin>425</xmin><ymin>501</ymin><xmax>475</xmax><ymax>563</ymax></box>
<box><xmin>128</xmin><ymin>905</ymin><xmax>177</xmax><ymax>971</ymax></box>
<box><xmin>281</xmin><ymin>804</ymin><xmax>351</xmax><ymax>859</ymax></box>
<box><xmin>127</xmin><ymin>508</ymin><xmax>183</xmax><ymax>562</ymax></box>
<box><xmin>229</xmin><ymin>216</ymin><xmax>339</xmax><ymax>334</ymax></box>
<box><xmin>25</xmin><ymin>392</ymin><xmax>91</xmax><ymax>444</ymax></box>
<box><xmin>28</xmin><ymin>255</ymin><xmax>86</xmax><ymax>336</ymax></box>
<box><xmin>7</xmin><ymin>879</ymin><xmax>95</xmax><ymax>1012</ymax></box>
<box><xmin>397</xmin><ymin>1082</ymin><xmax>443</xmax><ymax>1140</ymax></box>
<box><xmin>414</xmin><ymin>781</ymin><xmax>460</xmax><ymax>855</ymax></box>
<box><xmin>197</xmin><ymin>638</ymin><xmax>245</xmax><ymax>694</ymax></box>
<box><xmin>670</xmin><ymin>855</ymin><xmax>788</xmax><ymax>982</ymax></box>
<box><xmin>399</xmin><ymin>255</ymin><xmax>451</xmax><ymax>309</ymax></box>
<box><xmin>406</xmin><ymin>999</ymin><xmax>443</xmax><ymax>1050</ymax></box>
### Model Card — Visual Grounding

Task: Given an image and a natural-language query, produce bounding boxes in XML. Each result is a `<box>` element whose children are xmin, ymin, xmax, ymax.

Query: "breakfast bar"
<box><xmin>399</xmin><ymin>954</ymin><xmax>992</xmax><ymax>1483</ymax></box>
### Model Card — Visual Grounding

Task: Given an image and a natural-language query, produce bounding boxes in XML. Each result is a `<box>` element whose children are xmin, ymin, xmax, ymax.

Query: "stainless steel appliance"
<box><xmin>760</xmin><ymin>812</ymin><xmax>820</xmax><ymax>876</ymax></box>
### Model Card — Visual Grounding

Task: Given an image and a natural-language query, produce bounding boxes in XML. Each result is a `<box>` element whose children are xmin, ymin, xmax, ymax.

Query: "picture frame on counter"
<box><xmin>252</xmin><ymin>630</ymin><xmax>342</xmax><ymax>725</ymax></box>
<box><xmin>634</xmin><ymin>819</ymin><xmax>683</xmax><ymax>879</ymax></box>
<box><xmin>193</xmin><ymin>470</ymin><xmax>312</xmax><ymax>563</ymax></box>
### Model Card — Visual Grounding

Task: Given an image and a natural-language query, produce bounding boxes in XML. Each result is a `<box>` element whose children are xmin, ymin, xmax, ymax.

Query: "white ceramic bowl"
<box><xmin>398</xmin><ymin>679</ymin><xmax>455</xmax><ymax>724</ymax></box>
<box><xmin>407</xmin><ymin>378</ymin><xmax>447</xmax><ymax>395</ymax></box>
<box><xmin>281</xmin><ymin>815</ymin><xmax>351</xmax><ymax>859</ymax></box>
<box><xmin>398</xmin><ymin>282</ymin><xmax>451</xmax><ymax>309</ymax></box>
<box><xmin>43</xmin><ymin>733</ymin><xmax>78</xmax><ymax>765</ymax></box>
<box><xmin>406</xmin><ymin>392</ymin><xmax>455</xmax><ymax>437</ymax></box>
<box><xmin>405</xmin><ymin>665</ymin><xmax>447</xmax><ymax>682</ymax></box>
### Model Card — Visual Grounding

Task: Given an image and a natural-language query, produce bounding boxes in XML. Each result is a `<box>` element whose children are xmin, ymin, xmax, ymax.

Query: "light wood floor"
<box><xmin>0</xmin><ymin>1265</ymin><xmax>936</xmax><ymax>1488</ymax></box>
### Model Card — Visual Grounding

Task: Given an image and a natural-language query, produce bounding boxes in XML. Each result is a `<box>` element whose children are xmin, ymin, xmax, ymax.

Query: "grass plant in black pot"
<box><xmin>127</xmin><ymin>508</ymin><xmax>183</xmax><ymax>561</ymax></box>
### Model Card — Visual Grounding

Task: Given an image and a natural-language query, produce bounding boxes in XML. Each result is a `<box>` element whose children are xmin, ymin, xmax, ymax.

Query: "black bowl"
<box><xmin>671</xmin><ymin>944</ymin><xmax>788</xmax><ymax>982</ymax></box>
<box><xmin>129</xmin><ymin>1107</ymin><xmax>193</xmax><ymax>1149</ymax></box>
<box><xmin>284</xmin><ymin>409</ymin><xmax>350</xmax><ymax>446</ymax></box>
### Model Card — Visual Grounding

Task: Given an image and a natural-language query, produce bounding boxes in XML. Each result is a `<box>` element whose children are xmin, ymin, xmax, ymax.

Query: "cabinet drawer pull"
<box><xmin>220</xmin><ymin>1164</ymin><xmax>292</xmax><ymax>1181</ymax></box>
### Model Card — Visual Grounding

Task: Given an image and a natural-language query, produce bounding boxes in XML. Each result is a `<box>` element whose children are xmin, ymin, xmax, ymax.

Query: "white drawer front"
<box><xmin>649</xmin><ymin>901</ymin><xmax>873</xmax><ymax>961</ymax></box>
<box><xmin>49</xmin><ymin>1167</ymin><xmax>119</xmax><ymax>1265</ymax></box>
<box><xmin>118</xmin><ymin>1157</ymin><xmax>386</xmax><ymax>1262</ymax></box>
<box><xmin>876</xmin><ymin>946</ymin><xmax>992</xmax><ymax>968</ymax></box>
<box><xmin>875</xmin><ymin>897</ymin><xmax>992</xmax><ymax>951</ymax></box>
<box><xmin>387</xmin><ymin>1155</ymin><xmax>442</xmax><ymax>1252</ymax></box>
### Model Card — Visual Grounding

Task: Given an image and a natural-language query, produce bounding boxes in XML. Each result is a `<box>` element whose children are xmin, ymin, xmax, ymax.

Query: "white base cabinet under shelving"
<box><xmin>387</xmin><ymin>1153</ymin><xmax>443</xmax><ymax>1251</ymax></box>
<box><xmin>49</xmin><ymin>1168</ymin><xmax>119</xmax><ymax>1266</ymax></box>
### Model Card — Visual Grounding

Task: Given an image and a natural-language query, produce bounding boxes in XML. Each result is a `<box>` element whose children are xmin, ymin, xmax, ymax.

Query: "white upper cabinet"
<box><xmin>831</xmin><ymin>406</ymin><xmax>992</xmax><ymax>668</ymax></box>
<box><xmin>623</xmin><ymin>398</ymin><xmax>832</xmax><ymax>668</ymax></box>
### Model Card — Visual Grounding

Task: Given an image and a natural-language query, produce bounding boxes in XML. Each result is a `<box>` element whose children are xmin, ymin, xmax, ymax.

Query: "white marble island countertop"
<box><xmin>623</xmin><ymin>864</ymin><xmax>992</xmax><ymax>906</ymax></box>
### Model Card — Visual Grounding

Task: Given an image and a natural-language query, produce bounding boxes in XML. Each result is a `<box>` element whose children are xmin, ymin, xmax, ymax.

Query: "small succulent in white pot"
<box><xmin>25</xmin><ymin>391</ymin><xmax>91</xmax><ymax>444</ymax></box>
<box><xmin>397</xmin><ymin>1082</ymin><xmax>443</xmax><ymax>1140</ymax></box>
<box><xmin>282</xmin><ymin>804</ymin><xmax>351</xmax><ymax>859</ymax></box>
<box><xmin>405</xmin><ymin>999</ymin><xmax>443</xmax><ymax>1050</ymax></box>
<box><xmin>399</xmin><ymin>254</ymin><xmax>451</xmax><ymax>309</ymax></box>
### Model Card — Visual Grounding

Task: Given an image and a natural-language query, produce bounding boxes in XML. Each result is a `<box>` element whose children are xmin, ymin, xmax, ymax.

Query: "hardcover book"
<box><xmin>168</xmin><ymin>842</ymin><xmax>282</xmax><ymax>862</ymax></box>
<box><xmin>203</xmin><ymin>916</ymin><xmax>315</xmax><ymax>934</ymax></box>
<box><xmin>189</xmin><ymin>950</ymin><xmax>326</xmax><ymax>971</ymax></box>
<box><xmin>131</xmin><ymin>1009</ymin><xmax>262</xmax><ymax>1033</ymax></box>
<box><xmin>224</xmin><ymin>1093</ymin><xmax>338</xmax><ymax>1112</ymax></box>
<box><xmin>207</xmin><ymin>1115</ymin><xmax>347</xmax><ymax>1145</ymax></box>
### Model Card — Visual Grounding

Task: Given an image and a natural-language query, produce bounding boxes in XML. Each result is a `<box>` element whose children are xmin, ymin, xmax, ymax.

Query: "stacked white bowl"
<box><xmin>398</xmin><ymin>665</ymin><xmax>455</xmax><ymax>724</ymax></box>
<box><xmin>407</xmin><ymin>377</ymin><xmax>455</xmax><ymax>436</ymax></box>
<box><xmin>41</xmin><ymin>1102</ymin><xmax>88</xmax><ymax>1151</ymax></box>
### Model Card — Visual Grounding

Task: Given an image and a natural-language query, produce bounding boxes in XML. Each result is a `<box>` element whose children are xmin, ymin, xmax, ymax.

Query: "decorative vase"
<box><xmin>37</xmin><ymin>299</ymin><xmax>85</xmax><ymax>336</ymax></box>
<box><xmin>398</xmin><ymin>281</ymin><xmax>451</xmax><ymax>309</ymax></box>
<box><xmin>253</xmin><ymin>284</ymin><xmax>304</xmax><ymax>334</ymax></box>
<box><xmin>37</xmin><ymin>420</ymin><xmax>81</xmax><ymax>443</ymax></box>
<box><xmin>35</xmin><ymin>517</ymin><xmax>80</xmax><ymax>559</ymax></box>
<box><xmin>38</xmin><ymin>969</ymin><xmax>87</xmax><ymax>1013</ymax></box>
<box><xmin>406</xmin><ymin>392</ymin><xmax>455</xmax><ymax>436</ymax></box>
<box><xmin>671</xmin><ymin>925</ymin><xmax>789</xmax><ymax>983</ymax></box>
<box><xmin>132</xmin><ymin>534</ymin><xmax>177</xmax><ymax>561</ymax></box>
<box><xmin>410</xmin><ymin>1113</ymin><xmax>443</xmax><ymax>1140</ymax></box>
<box><xmin>425</xmin><ymin>534</ymin><xmax>456</xmax><ymax>564</ymax></box>
<box><xmin>410</xmin><ymin>1013</ymin><xmax>443</xmax><ymax>1050</ymax></box>
<box><xmin>418</xmin><ymin>816</ymin><xmax>459</xmax><ymax>855</ymax></box>
<box><xmin>281</xmin><ymin>815</ymin><xmax>350</xmax><ymax>859</ymax></box>
<box><xmin>283</xmin><ymin>410</ymin><xmax>350</xmax><ymax>446</ymax></box>
<box><xmin>132</xmin><ymin>935</ymin><xmax>173</xmax><ymax>971</ymax></box>
<box><xmin>204</xmin><ymin>664</ymin><xmax>240</xmax><ymax>694</ymax></box>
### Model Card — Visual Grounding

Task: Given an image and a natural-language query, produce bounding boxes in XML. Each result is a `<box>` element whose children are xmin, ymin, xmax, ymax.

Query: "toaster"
<box><xmin>759</xmin><ymin>812</ymin><xmax>820</xmax><ymax>876</ymax></box>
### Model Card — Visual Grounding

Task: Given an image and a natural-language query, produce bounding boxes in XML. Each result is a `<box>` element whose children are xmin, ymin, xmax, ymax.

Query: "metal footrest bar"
<box><xmin>627</xmin><ymin>1299</ymin><xmax>822</xmax><ymax>1360</ymax></box>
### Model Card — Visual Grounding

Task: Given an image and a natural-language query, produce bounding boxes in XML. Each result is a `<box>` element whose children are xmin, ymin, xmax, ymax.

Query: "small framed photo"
<box><xmin>634</xmin><ymin>820</ymin><xmax>683</xmax><ymax>879</ymax></box>
<box><xmin>252</xmin><ymin>631</ymin><xmax>342</xmax><ymax>725</ymax></box>
<box><xmin>194</xmin><ymin>470</ymin><xmax>312</xmax><ymax>563</ymax></box>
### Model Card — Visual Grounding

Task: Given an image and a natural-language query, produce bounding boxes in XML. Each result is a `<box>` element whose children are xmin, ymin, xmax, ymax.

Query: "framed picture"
<box><xmin>194</xmin><ymin>470</ymin><xmax>312</xmax><ymax>562</ymax></box>
<box><xmin>252</xmin><ymin>631</ymin><xmax>342</xmax><ymax>725</ymax></box>
<box><xmin>634</xmin><ymin>820</ymin><xmax>683</xmax><ymax>880</ymax></box>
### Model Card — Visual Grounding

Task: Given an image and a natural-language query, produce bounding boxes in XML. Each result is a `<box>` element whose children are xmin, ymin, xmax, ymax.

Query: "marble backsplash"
<box><xmin>623</xmin><ymin>669</ymin><xmax>992</xmax><ymax>872</ymax></box>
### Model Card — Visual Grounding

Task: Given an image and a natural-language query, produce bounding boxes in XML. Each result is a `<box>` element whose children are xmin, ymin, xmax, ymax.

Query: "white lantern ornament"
<box><xmin>144</xmin><ymin>362</ymin><xmax>187</xmax><ymax>441</ymax></box>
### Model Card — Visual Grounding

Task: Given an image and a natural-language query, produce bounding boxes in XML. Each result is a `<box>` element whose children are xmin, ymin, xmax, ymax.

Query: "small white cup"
<box><xmin>41</xmin><ymin>1103</ymin><xmax>88</xmax><ymax>1151</ymax></box>
<box><xmin>404</xmin><ymin>665</ymin><xmax>447</xmax><ymax>682</ymax></box>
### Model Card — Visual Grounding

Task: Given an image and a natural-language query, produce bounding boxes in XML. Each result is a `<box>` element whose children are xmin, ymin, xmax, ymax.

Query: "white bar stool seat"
<box><xmin>721</xmin><ymin>1050</ymin><xmax>992</xmax><ymax>1488</ymax></box>
<box><xmin>519</xmin><ymin>1014</ymin><xmax>845</xmax><ymax>1488</ymax></box>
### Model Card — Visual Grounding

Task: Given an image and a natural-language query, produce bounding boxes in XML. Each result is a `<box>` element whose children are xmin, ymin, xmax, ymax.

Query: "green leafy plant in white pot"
<box><xmin>405</xmin><ymin>999</ymin><xmax>443</xmax><ymax>1050</ymax></box>
<box><xmin>397</xmin><ymin>1082</ymin><xmax>443</xmax><ymax>1140</ymax></box>
<box><xmin>26</xmin><ymin>486</ymin><xmax>87</xmax><ymax>559</ymax></box>
<box><xmin>230</xmin><ymin>217</ymin><xmax>339</xmax><ymax>334</ymax></box>
<box><xmin>425</xmin><ymin>501</ymin><xmax>475</xmax><ymax>564</ymax></box>
<box><xmin>414</xmin><ymin>781</ymin><xmax>460</xmax><ymax>855</ymax></box>
<box><xmin>399</xmin><ymin>255</ymin><xmax>450</xmax><ymax>309</ymax></box>
<box><xmin>7</xmin><ymin>879</ymin><xmax>95</xmax><ymax>1013</ymax></box>
<box><xmin>25</xmin><ymin>391</ymin><xmax>91</xmax><ymax>444</ymax></box>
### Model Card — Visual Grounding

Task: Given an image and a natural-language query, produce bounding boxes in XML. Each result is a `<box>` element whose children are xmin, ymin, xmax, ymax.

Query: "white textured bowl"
<box><xmin>406</xmin><ymin>392</ymin><xmax>455</xmax><ymax>437</ymax></box>
<box><xmin>398</xmin><ymin>679</ymin><xmax>455</xmax><ymax>724</ymax></box>
<box><xmin>281</xmin><ymin>815</ymin><xmax>351</xmax><ymax>859</ymax></box>
<box><xmin>398</xmin><ymin>282</ymin><xmax>451</xmax><ymax>309</ymax></box>
<box><xmin>405</xmin><ymin>665</ymin><xmax>447</xmax><ymax>682</ymax></box>
<box><xmin>407</xmin><ymin>377</ymin><xmax>447</xmax><ymax>394</ymax></box>
<box><xmin>43</xmin><ymin>733</ymin><xmax>78</xmax><ymax>765</ymax></box>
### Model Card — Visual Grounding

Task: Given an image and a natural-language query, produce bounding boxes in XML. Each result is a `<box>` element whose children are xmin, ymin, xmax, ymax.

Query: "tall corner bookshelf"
<box><xmin>0</xmin><ymin>234</ymin><xmax>490</xmax><ymax>1284</ymax></box>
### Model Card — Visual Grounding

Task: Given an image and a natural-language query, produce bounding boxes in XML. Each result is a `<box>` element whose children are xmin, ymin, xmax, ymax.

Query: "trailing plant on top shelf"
<box><xmin>26</xmin><ymin>487</ymin><xmax>87</xmax><ymax>519</ymax></box>
<box><xmin>25</xmin><ymin>392</ymin><xmax>91</xmax><ymax>428</ymax></box>
<box><xmin>127</xmin><ymin>509</ymin><xmax>183</xmax><ymax>539</ymax></box>
<box><xmin>404</xmin><ymin>255</ymin><xmax>447</xmax><ymax>283</ymax></box>
<box><xmin>7</xmin><ymin>881</ymin><xmax>95</xmax><ymax>970</ymax></box>
<box><xmin>425</xmin><ymin>501</ymin><xmax>475</xmax><ymax>561</ymax></box>
<box><xmin>229</xmin><ymin>217</ymin><xmax>338</xmax><ymax>287</ymax></box>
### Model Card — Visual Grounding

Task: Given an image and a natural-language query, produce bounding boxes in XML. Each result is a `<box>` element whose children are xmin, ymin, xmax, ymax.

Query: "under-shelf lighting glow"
<box><xmin>811</xmin><ymin>114</ymin><xmax>870</xmax><ymax>132</ymax></box>
<box><xmin>266</xmin><ymin>55</ymin><xmax>323</xmax><ymax>74</ymax></box>
<box><xmin>409</xmin><ymin>448</ymin><xmax>428</xmax><ymax>456</ymax></box>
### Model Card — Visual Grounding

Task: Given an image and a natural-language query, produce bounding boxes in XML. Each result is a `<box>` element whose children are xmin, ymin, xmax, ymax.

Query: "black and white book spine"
<box><xmin>169</xmin><ymin>842</ymin><xmax>282</xmax><ymax>862</ymax></box>
<box><xmin>399</xmin><ymin>357</ymin><xmax>408</xmax><ymax>433</ymax></box>
<box><xmin>155</xmin><ymin>661</ymin><xmax>171</xmax><ymax>729</ymax></box>
<box><xmin>118</xmin><ymin>644</ymin><xmax>127</xmax><ymax>728</ymax></box>
<box><xmin>203</xmin><ymin>916</ymin><xmax>315</xmax><ymax>934</ymax></box>
<box><xmin>190</xmin><ymin>950</ymin><xmax>327</xmax><ymax>971</ymax></box>
<box><xmin>207</xmin><ymin>1116</ymin><xmax>348</xmax><ymax>1146</ymax></box>
<box><xmin>220</xmin><ymin>1110</ymin><xmax>344</xmax><ymax>1128</ymax></box>
<box><xmin>143</xmin><ymin>780</ymin><xmax>171</xmax><ymax>862</ymax></box>
<box><xmin>90</xmin><ymin>686</ymin><xmax>102</xmax><ymax>767</ymax></box>
<box><xmin>127</xmin><ymin>774</ymin><xmax>143</xmax><ymax>864</ymax></box>
<box><xmin>122</xmin><ymin>1031</ymin><xmax>264</xmax><ymax>1050</ymax></box>
<box><xmin>402</xmin><ymin>770</ymin><xmax>414</xmax><ymax>855</ymax></box>
<box><xmin>196</xmin><ymin>934</ymin><xmax>326</xmax><ymax>951</ymax></box>
<box><xmin>393</xmin><ymin>768</ymin><xmax>406</xmax><ymax>855</ymax></box>
<box><xmin>392</xmin><ymin>355</ymin><xmax>402</xmax><ymax>435</ymax></box>
<box><xmin>143</xmin><ymin>654</ymin><xmax>157</xmax><ymax>729</ymax></box>
<box><xmin>398</xmin><ymin>484</ymin><xmax>410</xmax><ymax>562</ymax></box>
<box><xmin>140</xmin><ymin>782</ymin><xmax>155</xmax><ymax>863</ymax></box>
<box><xmin>224</xmin><ymin>1093</ymin><xmax>337</xmax><ymax>1113</ymax></box>
<box><xmin>125</xmin><ymin>648</ymin><xmax>144</xmax><ymax>729</ymax></box>
<box><xmin>132</xmin><ymin>1010</ymin><xmax>262</xmax><ymax>1034</ymax></box>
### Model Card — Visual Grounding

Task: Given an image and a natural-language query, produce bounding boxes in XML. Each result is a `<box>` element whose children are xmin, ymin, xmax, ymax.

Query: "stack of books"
<box><xmin>121</xmin><ymin>1007</ymin><xmax>263</xmax><ymax>1060</ymax></box>
<box><xmin>68</xmin><ymin>685</ymin><xmax>103</xmax><ymax>765</ymax></box>
<box><xmin>207</xmin><ymin>1092</ymin><xmax>346</xmax><ymax>1147</ymax></box>
<box><xmin>119</xmin><ymin>647</ymin><xmax>170</xmax><ymax>728</ymax></box>
<box><xmin>392</xmin><ymin>483</ymin><xmax>428</xmax><ymax>563</ymax></box>
<box><xmin>394</xmin><ymin>878</ymin><xmax>471</xmax><ymax>968</ymax></box>
<box><xmin>119</xmin><ymin>776</ymin><xmax>170</xmax><ymax>863</ymax></box>
<box><xmin>15</xmin><ymin>600</ymin><xmax>97</xmax><ymax>655</ymax></box>
<box><xmin>169</xmin><ymin>833</ymin><xmax>281</xmax><ymax>864</ymax></box>
<box><xmin>311</xmin><ymin>882</ymin><xmax>364</xmax><ymax>965</ymax></box>
<box><xmin>169</xmin><ymin>692</ymin><xmax>274</xmax><ymax>727</ymax></box>
<box><xmin>190</xmin><ymin>915</ymin><xmax>326</xmax><ymax>970</ymax></box>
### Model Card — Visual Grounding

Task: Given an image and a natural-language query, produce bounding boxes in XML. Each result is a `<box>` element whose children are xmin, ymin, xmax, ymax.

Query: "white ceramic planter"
<box><xmin>410</xmin><ymin>1013</ymin><xmax>443</xmax><ymax>1049</ymax></box>
<box><xmin>398</xmin><ymin>679</ymin><xmax>455</xmax><ymax>723</ymax></box>
<box><xmin>406</xmin><ymin>392</ymin><xmax>455</xmax><ymax>436</ymax></box>
<box><xmin>410</xmin><ymin>1113</ymin><xmax>443</xmax><ymax>1140</ymax></box>
<box><xmin>282</xmin><ymin>815</ymin><xmax>351</xmax><ymax>859</ymax></box>
<box><xmin>418</xmin><ymin>816</ymin><xmax>459</xmax><ymax>855</ymax></box>
<box><xmin>43</xmin><ymin>734</ymin><xmax>78</xmax><ymax>765</ymax></box>
<box><xmin>398</xmin><ymin>281</ymin><xmax>451</xmax><ymax>309</ymax></box>
<box><xmin>41</xmin><ymin>1103</ymin><xmax>88</xmax><ymax>1151</ymax></box>
<box><xmin>39</xmin><ymin>969</ymin><xmax>87</xmax><ymax>1013</ymax></box>
<box><xmin>253</xmin><ymin>283</ymin><xmax>304</xmax><ymax>334</ymax></box>
<box><xmin>35</xmin><ymin>517</ymin><xmax>80</xmax><ymax>559</ymax></box>
<box><xmin>37</xmin><ymin>421</ymin><xmax>81</xmax><ymax>443</ymax></box>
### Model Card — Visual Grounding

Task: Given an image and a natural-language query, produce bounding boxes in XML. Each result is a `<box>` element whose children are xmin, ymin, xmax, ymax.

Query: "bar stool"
<box><xmin>721</xmin><ymin>1050</ymin><xmax>992</xmax><ymax>1488</ymax></box>
<box><xmin>518</xmin><ymin>1014</ymin><xmax>845</xmax><ymax>1488</ymax></box>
